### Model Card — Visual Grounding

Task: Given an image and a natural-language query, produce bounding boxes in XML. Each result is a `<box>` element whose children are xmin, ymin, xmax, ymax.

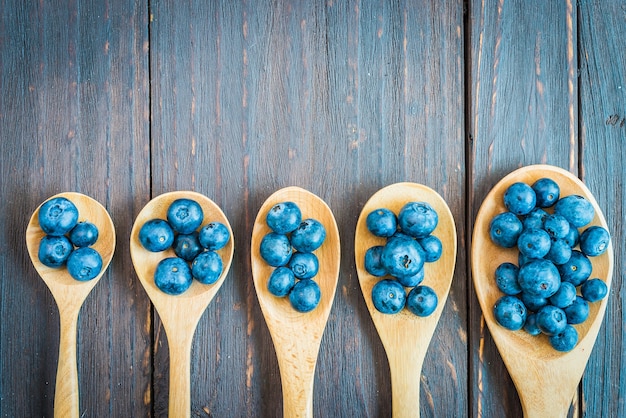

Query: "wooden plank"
<box><xmin>578</xmin><ymin>1</ymin><xmax>626</xmax><ymax>416</ymax></box>
<box><xmin>468</xmin><ymin>1</ymin><xmax>578</xmax><ymax>416</ymax></box>
<box><xmin>0</xmin><ymin>0</ymin><xmax>151</xmax><ymax>416</ymax></box>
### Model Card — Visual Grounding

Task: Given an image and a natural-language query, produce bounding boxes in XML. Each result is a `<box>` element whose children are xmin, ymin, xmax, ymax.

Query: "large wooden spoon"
<box><xmin>471</xmin><ymin>164</ymin><xmax>614</xmax><ymax>417</ymax></box>
<box><xmin>26</xmin><ymin>192</ymin><xmax>116</xmax><ymax>418</ymax></box>
<box><xmin>251</xmin><ymin>187</ymin><xmax>340</xmax><ymax>418</ymax></box>
<box><xmin>354</xmin><ymin>182</ymin><xmax>457</xmax><ymax>418</ymax></box>
<box><xmin>130</xmin><ymin>191</ymin><xmax>234</xmax><ymax>417</ymax></box>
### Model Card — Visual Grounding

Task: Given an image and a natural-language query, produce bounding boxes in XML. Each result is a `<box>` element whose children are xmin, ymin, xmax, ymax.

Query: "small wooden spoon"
<box><xmin>26</xmin><ymin>192</ymin><xmax>116</xmax><ymax>418</ymax></box>
<box><xmin>251</xmin><ymin>187</ymin><xmax>340</xmax><ymax>418</ymax></box>
<box><xmin>354</xmin><ymin>182</ymin><xmax>457</xmax><ymax>418</ymax></box>
<box><xmin>471</xmin><ymin>164</ymin><xmax>614</xmax><ymax>418</ymax></box>
<box><xmin>129</xmin><ymin>191</ymin><xmax>234</xmax><ymax>418</ymax></box>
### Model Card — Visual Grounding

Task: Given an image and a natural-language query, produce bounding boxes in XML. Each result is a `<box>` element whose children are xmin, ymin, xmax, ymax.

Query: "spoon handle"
<box><xmin>388</xmin><ymin>349</ymin><xmax>425</xmax><ymax>418</ymax></box>
<box><xmin>54</xmin><ymin>308</ymin><xmax>80</xmax><ymax>418</ymax></box>
<box><xmin>278</xmin><ymin>359</ymin><xmax>315</xmax><ymax>418</ymax></box>
<box><xmin>167</xmin><ymin>332</ymin><xmax>194</xmax><ymax>418</ymax></box>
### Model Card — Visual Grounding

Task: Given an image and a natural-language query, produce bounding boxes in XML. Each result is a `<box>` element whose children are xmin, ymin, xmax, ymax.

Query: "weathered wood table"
<box><xmin>1</xmin><ymin>1</ymin><xmax>624</xmax><ymax>416</ymax></box>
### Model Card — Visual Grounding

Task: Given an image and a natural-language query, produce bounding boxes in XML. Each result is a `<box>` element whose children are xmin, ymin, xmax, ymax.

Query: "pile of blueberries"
<box><xmin>364</xmin><ymin>202</ymin><xmax>442</xmax><ymax>317</ymax></box>
<box><xmin>259</xmin><ymin>201</ymin><xmax>327</xmax><ymax>313</ymax></box>
<box><xmin>139</xmin><ymin>198</ymin><xmax>230</xmax><ymax>295</ymax></box>
<box><xmin>37</xmin><ymin>196</ymin><xmax>103</xmax><ymax>281</ymax></box>
<box><xmin>489</xmin><ymin>178</ymin><xmax>610</xmax><ymax>352</ymax></box>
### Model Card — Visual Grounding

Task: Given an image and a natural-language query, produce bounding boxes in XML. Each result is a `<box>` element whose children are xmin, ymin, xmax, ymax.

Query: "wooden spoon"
<box><xmin>129</xmin><ymin>191</ymin><xmax>234</xmax><ymax>417</ymax></box>
<box><xmin>26</xmin><ymin>192</ymin><xmax>116</xmax><ymax>418</ymax></box>
<box><xmin>251</xmin><ymin>187</ymin><xmax>340</xmax><ymax>418</ymax></box>
<box><xmin>471</xmin><ymin>164</ymin><xmax>614</xmax><ymax>418</ymax></box>
<box><xmin>354</xmin><ymin>182</ymin><xmax>457</xmax><ymax>418</ymax></box>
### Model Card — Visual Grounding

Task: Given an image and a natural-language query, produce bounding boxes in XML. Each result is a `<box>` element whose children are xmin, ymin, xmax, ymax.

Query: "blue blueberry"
<box><xmin>495</xmin><ymin>262</ymin><xmax>521</xmax><ymax>296</ymax></box>
<box><xmin>548</xmin><ymin>281</ymin><xmax>577</xmax><ymax>309</ymax></box>
<box><xmin>581</xmin><ymin>278</ymin><xmax>608</xmax><ymax>303</ymax></box>
<box><xmin>173</xmin><ymin>232</ymin><xmax>203</xmax><ymax>262</ymax></box>
<box><xmin>289</xmin><ymin>279</ymin><xmax>321</xmax><ymax>312</ymax></box>
<box><xmin>288</xmin><ymin>252</ymin><xmax>319</xmax><ymax>279</ymax></box>
<box><xmin>520</xmin><ymin>292</ymin><xmax>548</xmax><ymax>312</ymax></box>
<box><xmin>381</xmin><ymin>236</ymin><xmax>424</xmax><ymax>280</ymax></box>
<box><xmin>66</xmin><ymin>247</ymin><xmax>103</xmax><ymax>281</ymax></box>
<box><xmin>371</xmin><ymin>279</ymin><xmax>406</xmax><ymax>314</ymax></box>
<box><xmin>518</xmin><ymin>252</ymin><xmax>540</xmax><ymax>268</ymax></box>
<box><xmin>38</xmin><ymin>197</ymin><xmax>79</xmax><ymax>236</ymax></box>
<box><xmin>366</xmin><ymin>208</ymin><xmax>398</xmax><ymax>238</ymax></box>
<box><xmin>543</xmin><ymin>214</ymin><xmax>570</xmax><ymax>239</ymax></box>
<box><xmin>536</xmin><ymin>305</ymin><xmax>567</xmax><ymax>336</ymax></box>
<box><xmin>563</xmin><ymin>225</ymin><xmax>580</xmax><ymax>248</ymax></box>
<box><xmin>558</xmin><ymin>250</ymin><xmax>592</xmax><ymax>286</ymax></box>
<box><xmin>523</xmin><ymin>313</ymin><xmax>542</xmax><ymax>336</ymax></box>
<box><xmin>554</xmin><ymin>195</ymin><xmax>594</xmax><ymax>228</ymax></box>
<box><xmin>38</xmin><ymin>235</ymin><xmax>73</xmax><ymax>267</ymax></box>
<box><xmin>549</xmin><ymin>325</ymin><xmax>578</xmax><ymax>352</ymax></box>
<box><xmin>198</xmin><ymin>222</ymin><xmax>230</xmax><ymax>251</ymax></box>
<box><xmin>563</xmin><ymin>296</ymin><xmax>589</xmax><ymax>324</ymax></box>
<box><xmin>523</xmin><ymin>208</ymin><xmax>548</xmax><ymax>230</ymax></box>
<box><xmin>517</xmin><ymin>228</ymin><xmax>551</xmax><ymax>259</ymax></box>
<box><xmin>417</xmin><ymin>235</ymin><xmax>442</xmax><ymax>262</ymax></box>
<box><xmin>532</xmin><ymin>178</ymin><xmax>560</xmax><ymax>208</ymax></box>
<box><xmin>364</xmin><ymin>246</ymin><xmax>387</xmax><ymax>277</ymax></box>
<box><xmin>398</xmin><ymin>201</ymin><xmax>438</xmax><ymax>238</ymax></box>
<box><xmin>167</xmin><ymin>198</ymin><xmax>204</xmax><ymax>234</ymax></box>
<box><xmin>191</xmin><ymin>251</ymin><xmax>223</xmax><ymax>284</ymax></box>
<box><xmin>490</xmin><ymin>212</ymin><xmax>523</xmax><ymax>248</ymax></box>
<box><xmin>154</xmin><ymin>257</ymin><xmax>193</xmax><ymax>295</ymax></box>
<box><xmin>503</xmin><ymin>182</ymin><xmax>536</xmax><ymax>216</ymax></box>
<box><xmin>493</xmin><ymin>295</ymin><xmax>527</xmax><ymax>331</ymax></box>
<box><xmin>139</xmin><ymin>219</ymin><xmax>175</xmax><ymax>252</ymax></box>
<box><xmin>290</xmin><ymin>219</ymin><xmax>326</xmax><ymax>253</ymax></box>
<box><xmin>579</xmin><ymin>226</ymin><xmax>610</xmax><ymax>257</ymax></box>
<box><xmin>395</xmin><ymin>267</ymin><xmax>425</xmax><ymax>287</ymax></box>
<box><xmin>260</xmin><ymin>232</ymin><xmax>292</xmax><ymax>267</ymax></box>
<box><xmin>266</xmin><ymin>201</ymin><xmax>302</xmax><ymax>234</ymax></box>
<box><xmin>406</xmin><ymin>285</ymin><xmax>438</xmax><ymax>317</ymax></box>
<box><xmin>544</xmin><ymin>238</ymin><xmax>572</xmax><ymax>265</ymax></box>
<box><xmin>518</xmin><ymin>259</ymin><xmax>560</xmax><ymax>298</ymax></box>
<box><xmin>266</xmin><ymin>267</ymin><xmax>295</xmax><ymax>297</ymax></box>
<box><xmin>69</xmin><ymin>221</ymin><xmax>99</xmax><ymax>247</ymax></box>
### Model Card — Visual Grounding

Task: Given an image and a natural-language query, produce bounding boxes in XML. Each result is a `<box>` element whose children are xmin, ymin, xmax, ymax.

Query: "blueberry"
<box><xmin>417</xmin><ymin>235</ymin><xmax>442</xmax><ymax>262</ymax></box>
<box><xmin>266</xmin><ymin>201</ymin><xmax>302</xmax><ymax>234</ymax></box>
<box><xmin>154</xmin><ymin>257</ymin><xmax>192</xmax><ymax>295</ymax></box>
<box><xmin>558</xmin><ymin>250</ymin><xmax>592</xmax><ymax>286</ymax></box>
<box><xmin>581</xmin><ymin>278</ymin><xmax>608</xmax><ymax>302</ymax></box>
<box><xmin>543</xmin><ymin>214</ymin><xmax>570</xmax><ymax>239</ymax></box>
<box><xmin>38</xmin><ymin>197</ymin><xmax>79</xmax><ymax>236</ymax></box>
<box><xmin>548</xmin><ymin>281</ymin><xmax>577</xmax><ymax>309</ymax></box>
<box><xmin>38</xmin><ymin>235</ymin><xmax>73</xmax><ymax>267</ymax></box>
<box><xmin>288</xmin><ymin>252</ymin><xmax>319</xmax><ymax>279</ymax></box>
<box><xmin>495</xmin><ymin>262</ymin><xmax>521</xmax><ymax>295</ymax></box>
<box><xmin>489</xmin><ymin>212</ymin><xmax>523</xmax><ymax>248</ymax></box>
<box><xmin>536</xmin><ymin>305</ymin><xmax>567</xmax><ymax>336</ymax></box>
<box><xmin>544</xmin><ymin>238</ymin><xmax>572</xmax><ymax>265</ymax></box>
<box><xmin>289</xmin><ymin>279</ymin><xmax>321</xmax><ymax>312</ymax></box>
<box><xmin>579</xmin><ymin>226</ymin><xmax>610</xmax><ymax>257</ymax></box>
<box><xmin>398</xmin><ymin>201</ymin><xmax>438</xmax><ymax>238</ymax></box>
<box><xmin>523</xmin><ymin>208</ymin><xmax>548</xmax><ymax>230</ymax></box>
<box><xmin>198</xmin><ymin>222</ymin><xmax>230</xmax><ymax>251</ymax></box>
<box><xmin>549</xmin><ymin>325</ymin><xmax>578</xmax><ymax>352</ymax></box>
<box><xmin>267</xmin><ymin>266</ymin><xmax>295</xmax><ymax>297</ymax></box>
<box><xmin>260</xmin><ymin>232</ymin><xmax>292</xmax><ymax>267</ymax></box>
<box><xmin>139</xmin><ymin>219</ymin><xmax>175</xmax><ymax>252</ymax></box>
<box><xmin>554</xmin><ymin>195</ymin><xmax>594</xmax><ymax>228</ymax></box>
<box><xmin>517</xmin><ymin>228</ymin><xmax>551</xmax><ymax>259</ymax></box>
<box><xmin>520</xmin><ymin>292</ymin><xmax>548</xmax><ymax>313</ymax></box>
<box><xmin>381</xmin><ymin>237</ymin><xmax>424</xmax><ymax>280</ymax></box>
<box><xmin>366</xmin><ymin>208</ymin><xmax>398</xmax><ymax>238</ymax></box>
<box><xmin>191</xmin><ymin>251</ymin><xmax>223</xmax><ymax>284</ymax></box>
<box><xmin>563</xmin><ymin>225</ymin><xmax>580</xmax><ymax>248</ymax></box>
<box><xmin>518</xmin><ymin>259</ymin><xmax>560</xmax><ymax>298</ymax></box>
<box><xmin>371</xmin><ymin>279</ymin><xmax>406</xmax><ymax>314</ymax></box>
<box><xmin>503</xmin><ymin>182</ymin><xmax>536</xmax><ymax>216</ymax></box>
<box><xmin>66</xmin><ymin>247</ymin><xmax>103</xmax><ymax>281</ymax></box>
<box><xmin>69</xmin><ymin>221</ymin><xmax>99</xmax><ymax>247</ymax></box>
<box><xmin>532</xmin><ymin>178</ymin><xmax>560</xmax><ymax>208</ymax></box>
<box><xmin>173</xmin><ymin>232</ymin><xmax>203</xmax><ymax>262</ymax></box>
<box><xmin>523</xmin><ymin>313</ymin><xmax>542</xmax><ymax>336</ymax></box>
<box><xmin>493</xmin><ymin>295</ymin><xmax>527</xmax><ymax>331</ymax></box>
<box><xmin>406</xmin><ymin>285</ymin><xmax>438</xmax><ymax>317</ymax></box>
<box><xmin>518</xmin><ymin>252</ymin><xmax>540</xmax><ymax>268</ymax></box>
<box><xmin>364</xmin><ymin>246</ymin><xmax>387</xmax><ymax>277</ymax></box>
<box><xmin>167</xmin><ymin>198</ymin><xmax>204</xmax><ymax>234</ymax></box>
<box><xmin>395</xmin><ymin>267</ymin><xmax>425</xmax><ymax>287</ymax></box>
<box><xmin>290</xmin><ymin>219</ymin><xmax>326</xmax><ymax>253</ymax></box>
<box><xmin>563</xmin><ymin>296</ymin><xmax>589</xmax><ymax>324</ymax></box>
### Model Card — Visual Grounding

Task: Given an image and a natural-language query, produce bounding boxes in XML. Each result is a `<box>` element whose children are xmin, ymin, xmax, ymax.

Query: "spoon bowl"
<box><xmin>471</xmin><ymin>164</ymin><xmax>614</xmax><ymax>417</ymax></box>
<box><xmin>130</xmin><ymin>191</ymin><xmax>234</xmax><ymax>417</ymax></box>
<box><xmin>26</xmin><ymin>192</ymin><xmax>116</xmax><ymax>418</ymax></box>
<box><xmin>354</xmin><ymin>182</ymin><xmax>457</xmax><ymax>418</ymax></box>
<box><xmin>251</xmin><ymin>187</ymin><xmax>340</xmax><ymax>418</ymax></box>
